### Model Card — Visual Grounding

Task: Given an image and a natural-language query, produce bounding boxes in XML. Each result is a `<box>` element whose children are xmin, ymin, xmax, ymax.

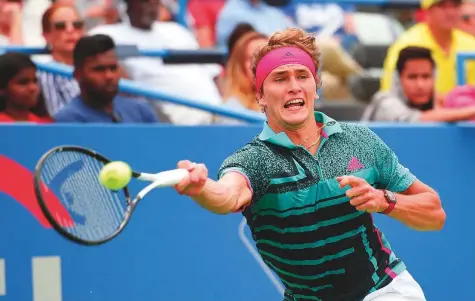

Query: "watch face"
<box><xmin>385</xmin><ymin>191</ymin><xmax>397</xmax><ymax>203</ymax></box>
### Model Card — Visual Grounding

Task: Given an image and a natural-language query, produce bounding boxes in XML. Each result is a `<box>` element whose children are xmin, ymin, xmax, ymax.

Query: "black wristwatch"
<box><xmin>381</xmin><ymin>190</ymin><xmax>397</xmax><ymax>214</ymax></box>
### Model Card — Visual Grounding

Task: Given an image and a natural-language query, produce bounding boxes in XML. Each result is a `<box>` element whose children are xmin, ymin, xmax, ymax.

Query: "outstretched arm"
<box><xmin>174</xmin><ymin>160</ymin><xmax>252</xmax><ymax>215</ymax></box>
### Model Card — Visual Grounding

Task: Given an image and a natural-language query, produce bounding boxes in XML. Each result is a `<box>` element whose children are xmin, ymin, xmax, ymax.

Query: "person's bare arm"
<box><xmin>339</xmin><ymin>176</ymin><xmax>445</xmax><ymax>232</ymax></box>
<box><xmin>174</xmin><ymin>160</ymin><xmax>252</xmax><ymax>214</ymax></box>
<box><xmin>419</xmin><ymin>106</ymin><xmax>475</xmax><ymax>122</ymax></box>
<box><xmin>388</xmin><ymin>180</ymin><xmax>445</xmax><ymax>231</ymax></box>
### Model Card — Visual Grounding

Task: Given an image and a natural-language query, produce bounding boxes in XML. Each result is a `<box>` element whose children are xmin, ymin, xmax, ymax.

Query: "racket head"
<box><xmin>33</xmin><ymin>145</ymin><xmax>138</xmax><ymax>246</ymax></box>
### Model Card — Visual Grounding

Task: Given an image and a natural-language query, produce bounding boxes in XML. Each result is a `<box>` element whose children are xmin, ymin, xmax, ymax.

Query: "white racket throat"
<box><xmin>136</xmin><ymin>168</ymin><xmax>189</xmax><ymax>199</ymax></box>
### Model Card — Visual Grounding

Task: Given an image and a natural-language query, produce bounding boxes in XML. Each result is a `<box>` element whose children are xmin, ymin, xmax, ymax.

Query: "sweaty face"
<box><xmin>428</xmin><ymin>0</ymin><xmax>461</xmax><ymax>31</ymax></box>
<box><xmin>257</xmin><ymin>64</ymin><xmax>317</xmax><ymax>130</ymax></box>
<box><xmin>5</xmin><ymin>67</ymin><xmax>40</xmax><ymax>110</ymax></box>
<box><xmin>76</xmin><ymin>50</ymin><xmax>119</xmax><ymax>104</ymax></box>
<box><xmin>399</xmin><ymin>59</ymin><xmax>434</xmax><ymax>106</ymax></box>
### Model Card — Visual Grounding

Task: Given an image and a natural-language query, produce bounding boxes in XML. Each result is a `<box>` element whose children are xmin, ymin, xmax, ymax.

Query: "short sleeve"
<box><xmin>365</xmin><ymin>127</ymin><xmax>417</xmax><ymax>192</ymax></box>
<box><xmin>217</xmin><ymin>143</ymin><xmax>268</xmax><ymax>202</ymax></box>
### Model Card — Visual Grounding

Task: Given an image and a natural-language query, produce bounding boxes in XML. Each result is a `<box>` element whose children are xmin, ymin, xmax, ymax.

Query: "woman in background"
<box><xmin>216</xmin><ymin>31</ymin><xmax>267</xmax><ymax>124</ymax></box>
<box><xmin>0</xmin><ymin>52</ymin><xmax>51</xmax><ymax>123</ymax></box>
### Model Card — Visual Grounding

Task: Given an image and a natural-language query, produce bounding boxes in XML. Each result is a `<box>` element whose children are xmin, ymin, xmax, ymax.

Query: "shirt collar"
<box><xmin>258</xmin><ymin>111</ymin><xmax>343</xmax><ymax>149</ymax></box>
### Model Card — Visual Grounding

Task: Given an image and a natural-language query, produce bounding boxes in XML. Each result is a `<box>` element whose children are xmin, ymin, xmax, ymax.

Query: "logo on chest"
<box><xmin>347</xmin><ymin>156</ymin><xmax>365</xmax><ymax>173</ymax></box>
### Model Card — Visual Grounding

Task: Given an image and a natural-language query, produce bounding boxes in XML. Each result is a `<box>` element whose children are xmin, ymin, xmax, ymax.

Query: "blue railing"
<box><xmin>34</xmin><ymin>61</ymin><xmax>265</xmax><ymax>124</ymax></box>
<box><xmin>456</xmin><ymin>52</ymin><xmax>475</xmax><ymax>86</ymax></box>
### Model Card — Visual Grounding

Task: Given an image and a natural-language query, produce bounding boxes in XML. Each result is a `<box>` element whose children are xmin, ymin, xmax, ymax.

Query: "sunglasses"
<box><xmin>52</xmin><ymin>20</ymin><xmax>84</xmax><ymax>31</ymax></box>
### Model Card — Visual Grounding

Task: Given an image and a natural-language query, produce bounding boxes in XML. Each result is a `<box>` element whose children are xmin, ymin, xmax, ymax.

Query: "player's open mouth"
<box><xmin>284</xmin><ymin>98</ymin><xmax>305</xmax><ymax>110</ymax></box>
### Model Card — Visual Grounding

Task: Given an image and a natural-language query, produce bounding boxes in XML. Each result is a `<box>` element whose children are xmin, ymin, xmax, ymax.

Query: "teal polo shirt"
<box><xmin>218</xmin><ymin>112</ymin><xmax>416</xmax><ymax>301</ymax></box>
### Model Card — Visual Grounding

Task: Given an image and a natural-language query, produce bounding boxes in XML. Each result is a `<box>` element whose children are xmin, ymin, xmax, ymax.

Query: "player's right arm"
<box><xmin>174</xmin><ymin>160</ymin><xmax>252</xmax><ymax>215</ymax></box>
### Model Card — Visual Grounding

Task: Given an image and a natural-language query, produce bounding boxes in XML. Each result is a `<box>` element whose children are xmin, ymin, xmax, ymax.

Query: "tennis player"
<box><xmin>174</xmin><ymin>28</ymin><xmax>446</xmax><ymax>301</ymax></box>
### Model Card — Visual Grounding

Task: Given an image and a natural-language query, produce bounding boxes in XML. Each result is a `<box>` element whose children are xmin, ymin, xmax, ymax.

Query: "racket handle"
<box><xmin>139</xmin><ymin>169</ymin><xmax>189</xmax><ymax>187</ymax></box>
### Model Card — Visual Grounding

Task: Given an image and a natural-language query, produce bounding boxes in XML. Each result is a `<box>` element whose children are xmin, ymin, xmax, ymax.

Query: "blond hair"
<box><xmin>251</xmin><ymin>28</ymin><xmax>321</xmax><ymax>90</ymax></box>
<box><xmin>223</xmin><ymin>31</ymin><xmax>267</xmax><ymax>111</ymax></box>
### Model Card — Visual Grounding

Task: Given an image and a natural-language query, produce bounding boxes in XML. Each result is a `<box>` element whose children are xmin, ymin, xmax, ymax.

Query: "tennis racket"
<box><xmin>33</xmin><ymin>145</ymin><xmax>188</xmax><ymax>246</ymax></box>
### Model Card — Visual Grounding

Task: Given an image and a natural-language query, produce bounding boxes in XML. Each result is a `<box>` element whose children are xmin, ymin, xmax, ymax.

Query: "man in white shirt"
<box><xmin>89</xmin><ymin>0</ymin><xmax>223</xmax><ymax>125</ymax></box>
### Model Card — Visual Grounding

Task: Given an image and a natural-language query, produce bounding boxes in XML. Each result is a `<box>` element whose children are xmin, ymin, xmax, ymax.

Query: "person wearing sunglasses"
<box><xmin>37</xmin><ymin>2</ymin><xmax>85</xmax><ymax>117</ymax></box>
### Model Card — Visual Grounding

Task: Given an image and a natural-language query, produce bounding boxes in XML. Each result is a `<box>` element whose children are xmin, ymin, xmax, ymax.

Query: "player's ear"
<box><xmin>256</xmin><ymin>90</ymin><xmax>267</xmax><ymax>113</ymax></box>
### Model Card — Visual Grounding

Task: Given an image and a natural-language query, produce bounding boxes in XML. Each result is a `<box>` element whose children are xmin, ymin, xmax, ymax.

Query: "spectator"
<box><xmin>215</xmin><ymin>0</ymin><xmax>294</xmax><ymax>50</ymax></box>
<box><xmin>54</xmin><ymin>34</ymin><xmax>159</xmax><ymax>123</ymax></box>
<box><xmin>363</xmin><ymin>46</ymin><xmax>475</xmax><ymax>122</ymax></box>
<box><xmin>37</xmin><ymin>2</ymin><xmax>84</xmax><ymax>115</ymax></box>
<box><xmin>89</xmin><ymin>0</ymin><xmax>223</xmax><ymax>125</ymax></box>
<box><xmin>188</xmin><ymin>0</ymin><xmax>225</xmax><ymax>47</ymax></box>
<box><xmin>458</xmin><ymin>1</ymin><xmax>475</xmax><ymax>36</ymax></box>
<box><xmin>216</xmin><ymin>31</ymin><xmax>267</xmax><ymax>124</ymax></box>
<box><xmin>0</xmin><ymin>0</ymin><xmax>23</xmax><ymax>45</ymax></box>
<box><xmin>381</xmin><ymin>0</ymin><xmax>475</xmax><ymax>98</ymax></box>
<box><xmin>226</xmin><ymin>22</ymin><xmax>255</xmax><ymax>54</ymax></box>
<box><xmin>0</xmin><ymin>52</ymin><xmax>52</xmax><ymax>123</ymax></box>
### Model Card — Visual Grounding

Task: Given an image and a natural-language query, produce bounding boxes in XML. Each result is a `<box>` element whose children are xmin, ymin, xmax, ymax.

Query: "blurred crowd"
<box><xmin>0</xmin><ymin>0</ymin><xmax>474</xmax><ymax>124</ymax></box>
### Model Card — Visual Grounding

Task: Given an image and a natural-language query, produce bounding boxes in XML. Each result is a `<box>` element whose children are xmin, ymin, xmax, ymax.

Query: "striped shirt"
<box><xmin>37</xmin><ymin>70</ymin><xmax>80</xmax><ymax>116</ymax></box>
<box><xmin>218</xmin><ymin>112</ymin><xmax>416</xmax><ymax>301</ymax></box>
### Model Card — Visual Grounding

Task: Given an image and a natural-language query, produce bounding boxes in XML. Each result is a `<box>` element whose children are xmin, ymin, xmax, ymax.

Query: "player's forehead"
<box><xmin>269</xmin><ymin>64</ymin><xmax>312</xmax><ymax>76</ymax></box>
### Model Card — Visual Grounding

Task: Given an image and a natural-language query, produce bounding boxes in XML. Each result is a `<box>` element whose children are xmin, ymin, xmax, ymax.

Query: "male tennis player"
<box><xmin>174</xmin><ymin>28</ymin><xmax>446</xmax><ymax>301</ymax></box>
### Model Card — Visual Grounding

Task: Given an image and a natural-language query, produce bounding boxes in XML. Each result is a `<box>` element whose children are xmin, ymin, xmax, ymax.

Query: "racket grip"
<box><xmin>145</xmin><ymin>168</ymin><xmax>189</xmax><ymax>187</ymax></box>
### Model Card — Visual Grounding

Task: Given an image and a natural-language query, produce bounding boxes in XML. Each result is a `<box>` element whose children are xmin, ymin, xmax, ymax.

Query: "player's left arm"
<box><xmin>338</xmin><ymin>127</ymin><xmax>446</xmax><ymax>231</ymax></box>
<box><xmin>388</xmin><ymin>179</ymin><xmax>445</xmax><ymax>231</ymax></box>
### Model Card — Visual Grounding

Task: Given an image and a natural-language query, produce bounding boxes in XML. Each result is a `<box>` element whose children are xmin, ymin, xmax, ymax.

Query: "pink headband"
<box><xmin>255</xmin><ymin>46</ymin><xmax>316</xmax><ymax>92</ymax></box>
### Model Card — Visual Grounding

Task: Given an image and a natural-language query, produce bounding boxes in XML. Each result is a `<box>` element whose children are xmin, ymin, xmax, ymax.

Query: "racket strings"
<box><xmin>39</xmin><ymin>151</ymin><xmax>128</xmax><ymax>242</ymax></box>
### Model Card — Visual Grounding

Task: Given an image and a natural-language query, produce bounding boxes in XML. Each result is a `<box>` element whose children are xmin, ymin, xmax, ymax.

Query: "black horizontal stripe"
<box><xmin>255</xmin><ymin>193</ymin><xmax>346</xmax><ymax>216</ymax></box>
<box><xmin>257</xmin><ymin>228</ymin><xmax>364</xmax><ymax>262</ymax></box>
<box><xmin>253</xmin><ymin>197</ymin><xmax>356</xmax><ymax>230</ymax></box>
<box><xmin>255</xmin><ymin>209</ymin><xmax>371</xmax><ymax>245</ymax></box>
<box><xmin>260</xmin><ymin>229</ymin><xmax>383</xmax><ymax>277</ymax></box>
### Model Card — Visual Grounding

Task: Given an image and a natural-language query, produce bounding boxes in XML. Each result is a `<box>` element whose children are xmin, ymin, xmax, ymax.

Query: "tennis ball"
<box><xmin>99</xmin><ymin>161</ymin><xmax>132</xmax><ymax>190</ymax></box>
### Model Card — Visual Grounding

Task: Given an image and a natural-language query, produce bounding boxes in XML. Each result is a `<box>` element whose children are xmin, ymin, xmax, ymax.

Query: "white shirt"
<box><xmin>89</xmin><ymin>21</ymin><xmax>223</xmax><ymax>125</ymax></box>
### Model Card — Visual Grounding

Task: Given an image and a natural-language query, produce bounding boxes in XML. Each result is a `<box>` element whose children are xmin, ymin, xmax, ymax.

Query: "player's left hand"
<box><xmin>337</xmin><ymin>175</ymin><xmax>388</xmax><ymax>213</ymax></box>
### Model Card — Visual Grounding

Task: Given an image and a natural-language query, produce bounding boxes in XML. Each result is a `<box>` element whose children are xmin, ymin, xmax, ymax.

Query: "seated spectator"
<box><xmin>216</xmin><ymin>31</ymin><xmax>267</xmax><ymax>124</ymax></box>
<box><xmin>458</xmin><ymin>1</ymin><xmax>475</xmax><ymax>36</ymax></box>
<box><xmin>381</xmin><ymin>0</ymin><xmax>475</xmax><ymax>98</ymax></box>
<box><xmin>37</xmin><ymin>2</ymin><xmax>84</xmax><ymax>115</ymax></box>
<box><xmin>89</xmin><ymin>0</ymin><xmax>223</xmax><ymax>125</ymax></box>
<box><xmin>0</xmin><ymin>52</ymin><xmax>52</xmax><ymax>123</ymax></box>
<box><xmin>0</xmin><ymin>0</ymin><xmax>23</xmax><ymax>45</ymax></box>
<box><xmin>54</xmin><ymin>34</ymin><xmax>159</xmax><ymax>123</ymax></box>
<box><xmin>363</xmin><ymin>46</ymin><xmax>475</xmax><ymax>122</ymax></box>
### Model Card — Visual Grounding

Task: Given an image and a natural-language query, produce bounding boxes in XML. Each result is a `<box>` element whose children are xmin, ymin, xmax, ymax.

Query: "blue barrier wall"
<box><xmin>0</xmin><ymin>124</ymin><xmax>474</xmax><ymax>301</ymax></box>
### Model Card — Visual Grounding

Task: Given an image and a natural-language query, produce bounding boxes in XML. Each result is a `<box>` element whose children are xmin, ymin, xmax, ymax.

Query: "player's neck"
<box><xmin>269</xmin><ymin>116</ymin><xmax>320</xmax><ymax>146</ymax></box>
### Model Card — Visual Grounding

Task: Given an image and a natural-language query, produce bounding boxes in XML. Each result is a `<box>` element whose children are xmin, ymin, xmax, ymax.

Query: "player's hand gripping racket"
<box><xmin>33</xmin><ymin>145</ymin><xmax>188</xmax><ymax>246</ymax></box>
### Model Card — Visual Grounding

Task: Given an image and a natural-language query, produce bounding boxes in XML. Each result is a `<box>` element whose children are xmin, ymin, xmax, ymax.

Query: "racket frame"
<box><xmin>34</xmin><ymin>145</ymin><xmax>187</xmax><ymax>246</ymax></box>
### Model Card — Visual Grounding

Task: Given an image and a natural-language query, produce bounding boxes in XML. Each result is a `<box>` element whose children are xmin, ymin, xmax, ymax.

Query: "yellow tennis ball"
<box><xmin>99</xmin><ymin>161</ymin><xmax>132</xmax><ymax>190</ymax></box>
